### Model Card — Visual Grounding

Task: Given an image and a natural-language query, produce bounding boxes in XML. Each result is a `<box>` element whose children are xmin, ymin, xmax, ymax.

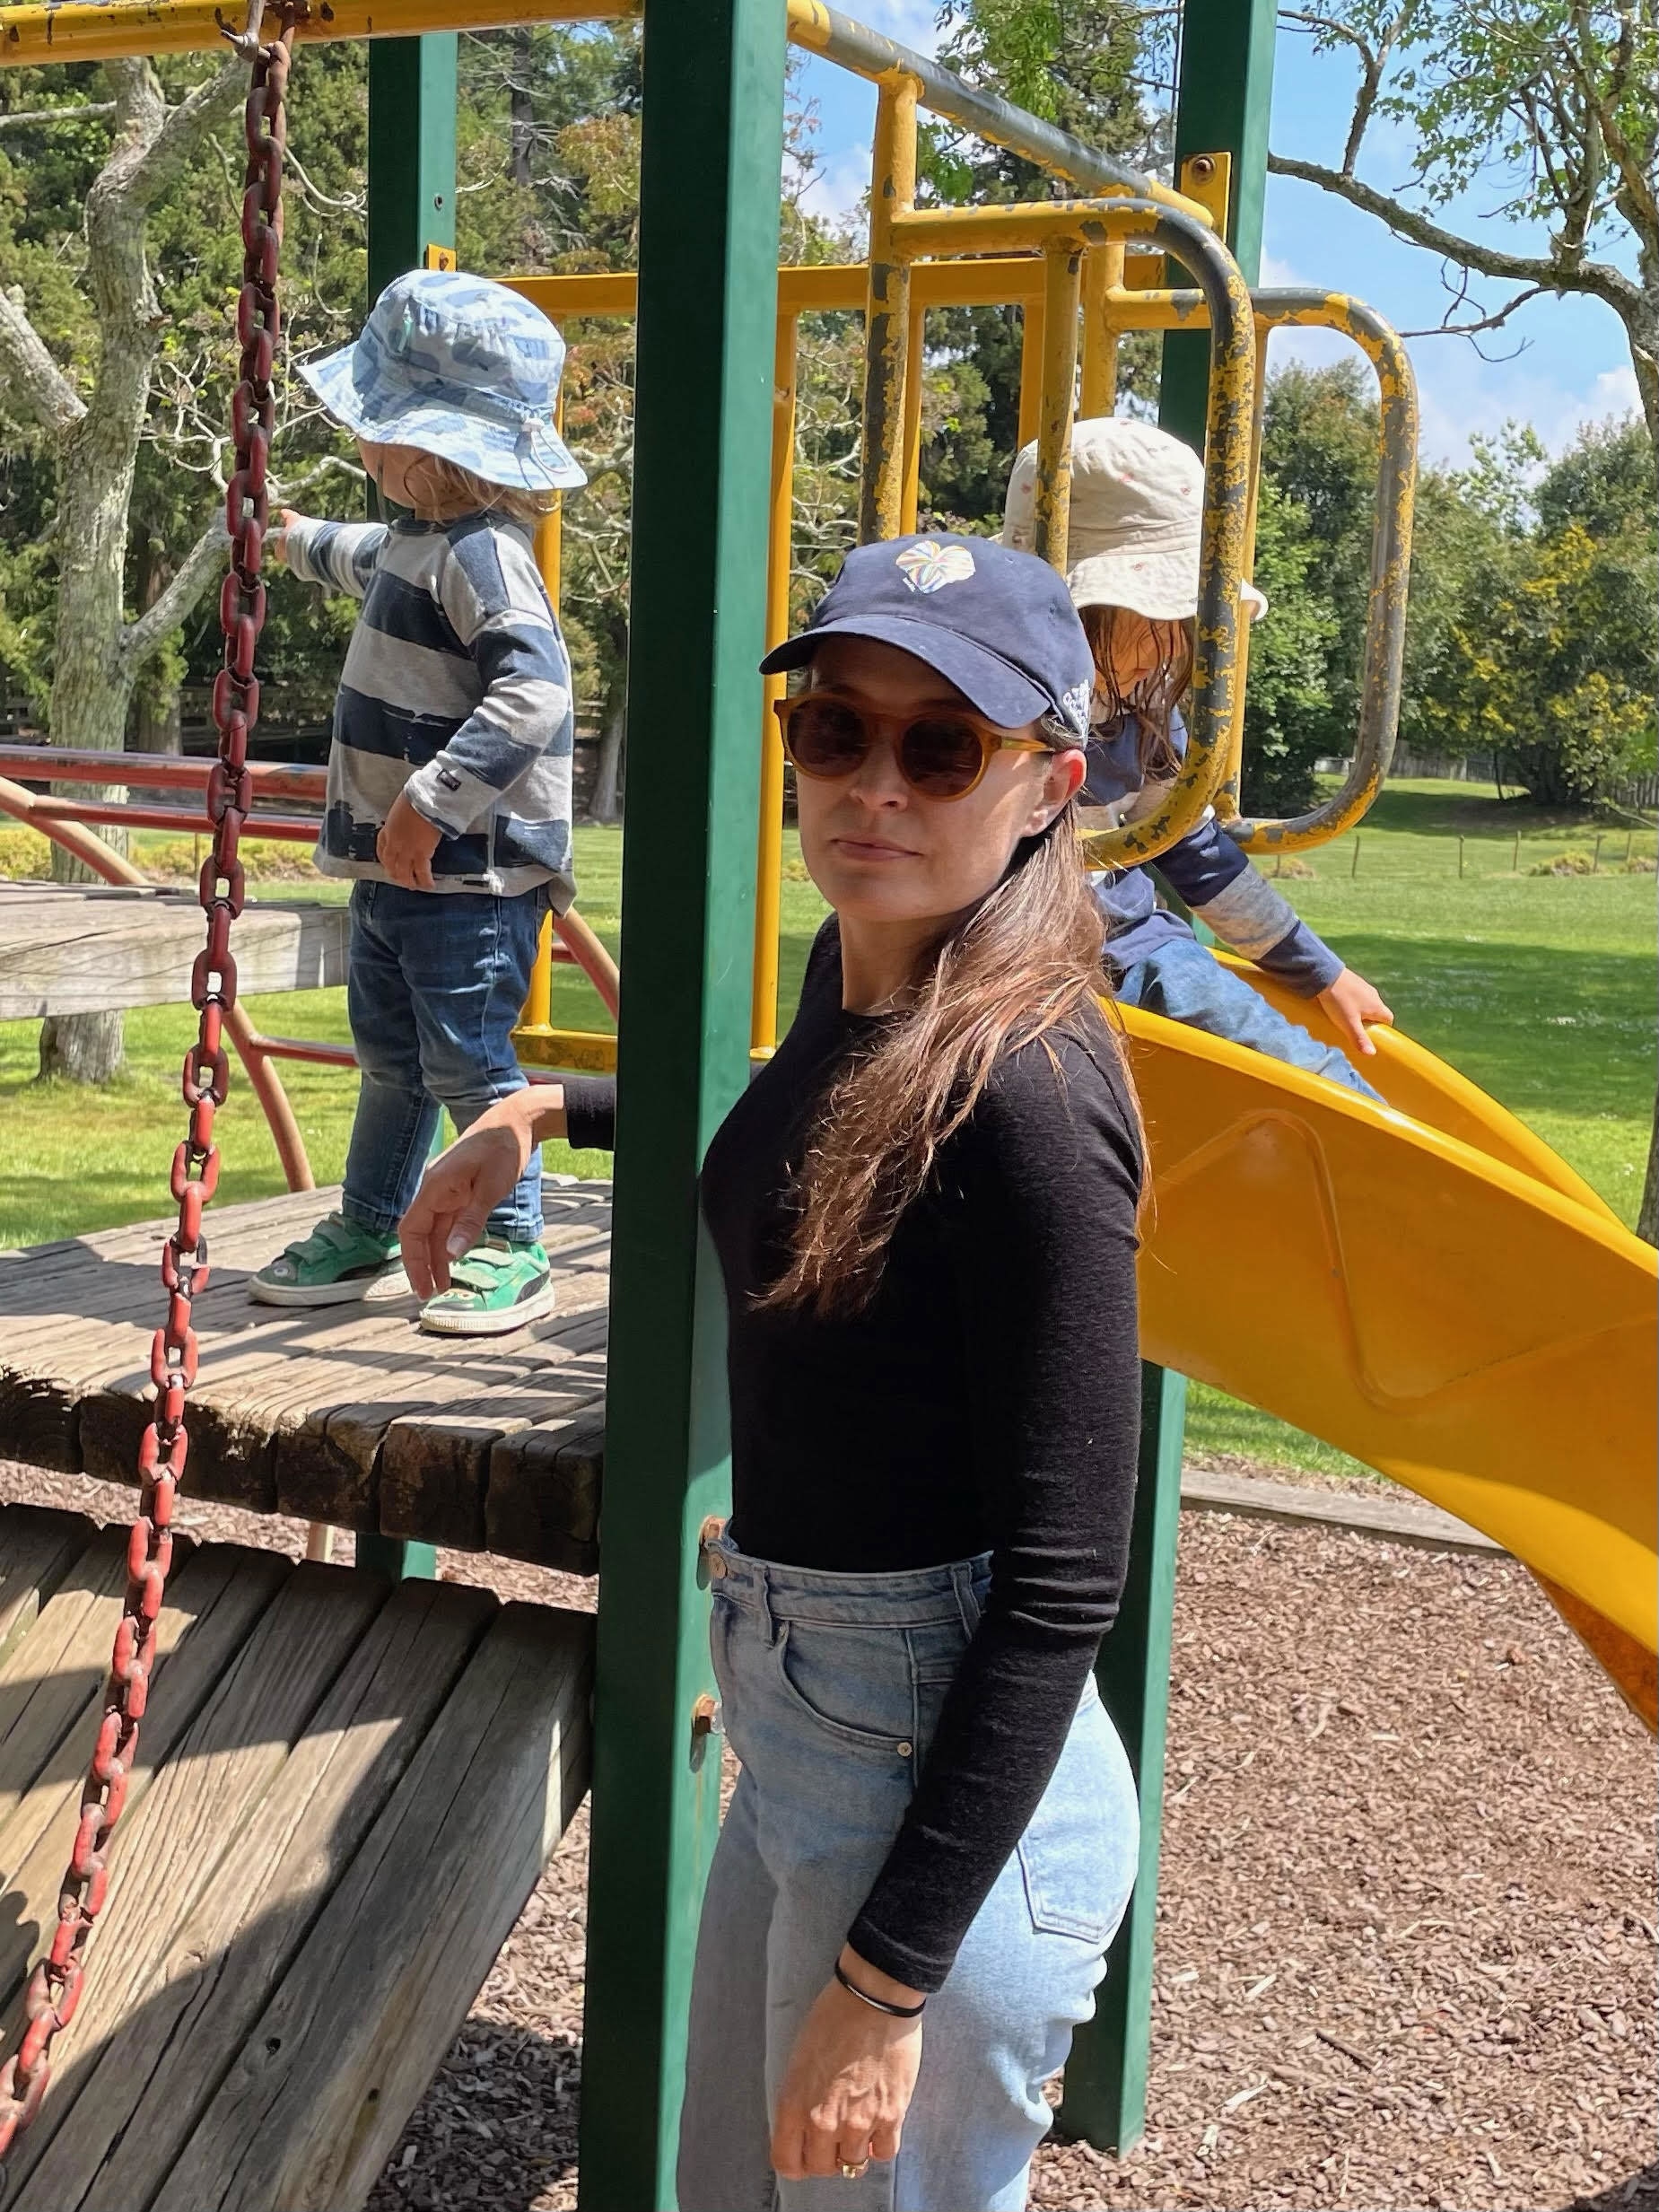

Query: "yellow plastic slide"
<box><xmin>1122</xmin><ymin>981</ymin><xmax>1657</xmax><ymax>1727</ymax></box>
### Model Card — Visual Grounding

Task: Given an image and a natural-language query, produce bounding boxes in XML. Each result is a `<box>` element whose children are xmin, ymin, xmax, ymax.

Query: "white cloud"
<box><xmin>799</xmin><ymin>144</ymin><xmax>872</xmax><ymax>244</ymax></box>
<box><xmin>853</xmin><ymin>0</ymin><xmax>944</xmax><ymax>57</ymax></box>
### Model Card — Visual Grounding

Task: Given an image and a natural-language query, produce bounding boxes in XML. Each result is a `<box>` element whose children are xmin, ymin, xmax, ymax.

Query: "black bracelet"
<box><xmin>834</xmin><ymin>1960</ymin><xmax>927</xmax><ymax>2018</ymax></box>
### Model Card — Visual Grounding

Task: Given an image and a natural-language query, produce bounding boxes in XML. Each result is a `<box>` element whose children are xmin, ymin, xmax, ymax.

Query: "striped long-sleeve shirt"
<box><xmin>285</xmin><ymin>512</ymin><xmax>577</xmax><ymax>903</ymax></box>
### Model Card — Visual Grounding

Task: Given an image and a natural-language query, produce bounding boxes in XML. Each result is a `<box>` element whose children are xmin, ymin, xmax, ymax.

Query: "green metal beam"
<box><xmin>1059</xmin><ymin>1362</ymin><xmax>1188</xmax><ymax>2151</ymax></box>
<box><xmin>575</xmin><ymin>1</ymin><xmax>787</xmax><ymax>2204</ymax></box>
<box><xmin>357</xmin><ymin>33</ymin><xmax>458</xmax><ymax>1585</ymax></box>
<box><xmin>366</xmin><ymin>34</ymin><xmax>458</xmax><ymax>298</ymax></box>
<box><xmin>1158</xmin><ymin>0</ymin><xmax>1277</xmax><ymax>450</ymax></box>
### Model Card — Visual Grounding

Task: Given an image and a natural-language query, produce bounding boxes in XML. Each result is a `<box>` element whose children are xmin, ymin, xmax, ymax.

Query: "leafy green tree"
<box><xmin>1270</xmin><ymin>2</ymin><xmax>1657</xmax><ymax>494</ymax></box>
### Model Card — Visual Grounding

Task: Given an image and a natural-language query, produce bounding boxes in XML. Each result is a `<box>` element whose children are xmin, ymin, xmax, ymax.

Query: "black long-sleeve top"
<box><xmin>563</xmin><ymin>922</ymin><xmax>1143</xmax><ymax>1991</ymax></box>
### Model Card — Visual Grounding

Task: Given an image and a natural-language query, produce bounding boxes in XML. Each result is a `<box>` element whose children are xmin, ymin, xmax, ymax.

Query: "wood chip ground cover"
<box><xmin>2</xmin><ymin>1464</ymin><xmax>1649</xmax><ymax>2211</ymax></box>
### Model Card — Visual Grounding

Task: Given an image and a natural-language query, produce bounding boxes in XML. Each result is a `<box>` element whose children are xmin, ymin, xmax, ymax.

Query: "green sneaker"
<box><xmin>249</xmin><ymin>1211</ymin><xmax>406</xmax><ymax>1308</ymax></box>
<box><xmin>419</xmin><ymin>1237</ymin><xmax>558</xmax><ymax>1338</ymax></box>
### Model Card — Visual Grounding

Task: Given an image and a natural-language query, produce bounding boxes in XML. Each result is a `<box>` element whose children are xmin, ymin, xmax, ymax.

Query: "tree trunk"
<box><xmin>38</xmin><ymin>64</ymin><xmax>170</xmax><ymax>1085</ymax></box>
<box><xmin>129</xmin><ymin>534</ymin><xmax>183</xmax><ymax>803</ymax></box>
<box><xmin>1638</xmin><ymin>1080</ymin><xmax>1659</xmax><ymax>1247</ymax></box>
<box><xmin>589</xmin><ymin>685</ymin><xmax>625</xmax><ymax>824</ymax></box>
<box><xmin>510</xmin><ymin>26</ymin><xmax>536</xmax><ymax>188</ymax></box>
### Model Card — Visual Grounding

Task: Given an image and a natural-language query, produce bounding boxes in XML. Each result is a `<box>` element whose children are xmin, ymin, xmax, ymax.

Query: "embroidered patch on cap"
<box><xmin>895</xmin><ymin>539</ymin><xmax>976</xmax><ymax>593</ymax></box>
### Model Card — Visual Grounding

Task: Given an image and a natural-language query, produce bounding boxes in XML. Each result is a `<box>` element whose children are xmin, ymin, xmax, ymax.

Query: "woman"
<box><xmin>399</xmin><ymin>533</ymin><xmax>1145</xmax><ymax>2212</ymax></box>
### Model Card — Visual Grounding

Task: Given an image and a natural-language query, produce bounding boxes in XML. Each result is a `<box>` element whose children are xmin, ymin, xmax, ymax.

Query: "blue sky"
<box><xmin>794</xmin><ymin>3</ymin><xmax>1640</xmax><ymax>467</ymax></box>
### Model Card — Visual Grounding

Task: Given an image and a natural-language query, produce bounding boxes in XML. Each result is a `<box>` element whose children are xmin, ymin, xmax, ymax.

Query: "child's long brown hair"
<box><xmin>761</xmin><ymin>807</ymin><xmax>1140</xmax><ymax>1318</ymax></box>
<box><xmin>1080</xmin><ymin>604</ymin><xmax>1193</xmax><ymax>785</ymax></box>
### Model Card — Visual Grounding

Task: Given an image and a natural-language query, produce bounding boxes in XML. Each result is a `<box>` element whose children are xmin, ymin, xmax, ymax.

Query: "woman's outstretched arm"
<box><xmin>398</xmin><ymin>1076</ymin><xmax>616</xmax><ymax>1293</ymax></box>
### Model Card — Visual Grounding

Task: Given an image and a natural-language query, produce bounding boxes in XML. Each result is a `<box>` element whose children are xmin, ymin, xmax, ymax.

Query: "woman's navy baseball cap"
<box><xmin>760</xmin><ymin>533</ymin><xmax>1094</xmax><ymax>745</ymax></box>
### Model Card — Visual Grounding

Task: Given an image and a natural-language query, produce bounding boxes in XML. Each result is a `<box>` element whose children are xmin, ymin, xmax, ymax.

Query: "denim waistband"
<box><xmin>705</xmin><ymin>1527</ymin><xmax>991</xmax><ymax>1630</ymax></box>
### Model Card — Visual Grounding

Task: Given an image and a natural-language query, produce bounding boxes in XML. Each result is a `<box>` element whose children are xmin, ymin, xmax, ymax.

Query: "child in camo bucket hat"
<box><xmin>250</xmin><ymin>270</ymin><xmax>585</xmax><ymax>1339</ymax></box>
<box><xmin>300</xmin><ymin>268</ymin><xmax>587</xmax><ymax>494</ymax></box>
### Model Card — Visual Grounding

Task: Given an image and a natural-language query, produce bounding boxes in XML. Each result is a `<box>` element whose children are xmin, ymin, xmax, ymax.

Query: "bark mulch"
<box><xmin>1</xmin><ymin>1463</ymin><xmax>1650</xmax><ymax>2212</ymax></box>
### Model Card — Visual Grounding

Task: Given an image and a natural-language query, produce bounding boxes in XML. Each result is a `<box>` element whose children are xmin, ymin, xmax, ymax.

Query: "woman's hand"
<box><xmin>1316</xmin><ymin>966</ymin><xmax>1393</xmax><ymax>1059</ymax></box>
<box><xmin>399</xmin><ymin>1094</ymin><xmax>544</xmax><ymax>1295</ymax></box>
<box><xmin>376</xmin><ymin>789</ymin><xmax>444</xmax><ymax>890</ymax></box>
<box><xmin>770</xmin><ymin>1950</ymin><xmax>924</xmax><ymax>2181</ymax></box>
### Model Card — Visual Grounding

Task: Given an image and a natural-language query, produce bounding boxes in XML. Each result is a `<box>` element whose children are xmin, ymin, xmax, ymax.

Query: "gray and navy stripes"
<box><xmin>286</xmin><ymin>512</ymin><xmax>576</xmax><ymax>902</ymax></box>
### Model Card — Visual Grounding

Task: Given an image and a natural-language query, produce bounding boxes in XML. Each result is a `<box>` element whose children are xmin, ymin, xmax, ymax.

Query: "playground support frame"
<box><xmin>575</xmin><ymin>4</ymin><xmax>785</xmax><ymax>2208</ymax></box>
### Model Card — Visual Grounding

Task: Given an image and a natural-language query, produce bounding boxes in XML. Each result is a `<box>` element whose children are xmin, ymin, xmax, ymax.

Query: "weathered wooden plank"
<box><xmin>0</xmin><ymin>1184</ymin><xmax>617</xmax><ymax>1560</ymax></box>
<box><xmin>485</xmin><ymin>1402</ymin><xmax>607</xmax><ymax>1573</ymax></box>
<box><xmin>348</xmin><ymin>1302</ymin><xmax>608</xmax><ymax>1549</ymax></box>
<box><xmin>0</xmin><ymin>1526</ymin><xmax>131</xmax><ymax>1828</ymax></box>
<box><xmin>0</xmin><ymin>1508</ymin><xmax>100</xmax><ymax>1674</ymax></box>
<box><xmin>15</xmin><ymin>1577</ymin><xmax>496</xmax><ymax>2212</ymax></box>
<box><xmin>0</xmin><ymin>885</ymin><xmax>346</xmax><ymax>1018</ymax></box>
<box><xmin>3</xmin><ymin>1560</ymin><xmax>390</xmax><ymax>2198</ymax></box>
<box><xmin>0</xmin><ymin>1543</ymin><xmax>290</xmax><ymax>2020</ymax></box>
<box><xmin>152</xmin><ymin>1602</ymin><xmax>594</xmax><ymax>2212</ymax></box>
<box><xmin>1178</xmin><ymin>1467</ymin><xmax>1504</xmax><ymax>1552</ymax></box>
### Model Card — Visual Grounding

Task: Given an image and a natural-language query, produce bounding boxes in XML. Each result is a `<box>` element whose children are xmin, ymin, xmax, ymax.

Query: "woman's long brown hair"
<box><xmin>1081</xmin><ymin>604</ymin><xmax>1193</xmax><ymax>784</ymax></box>
<box><xmin>761</xmin><ymin>804</ymin><xmax>1139</xmax><ymax>1317</ymax></box>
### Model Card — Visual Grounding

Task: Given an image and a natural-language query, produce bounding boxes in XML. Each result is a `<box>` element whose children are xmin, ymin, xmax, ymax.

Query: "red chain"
<box><xmin>0</xmin><ymin>12</ymin><xmax>297</xmax><ymax>2158</ymax></box>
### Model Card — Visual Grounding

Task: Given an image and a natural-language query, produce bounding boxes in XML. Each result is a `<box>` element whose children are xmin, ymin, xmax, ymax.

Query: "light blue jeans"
<box><xmin>1111</xmin><ymin>935</ymin><xmax>1382</xmax><ymax>1101</ymax></box>
<box><xmin>341</xmin><ymin>879</ymin><xmax>548</xmax><ymax>1242</ymax></box>
<box><xmin>678</xmin><ymin>1534</ymin><xmax>1139</xmax><ymax>2212</ymax></box>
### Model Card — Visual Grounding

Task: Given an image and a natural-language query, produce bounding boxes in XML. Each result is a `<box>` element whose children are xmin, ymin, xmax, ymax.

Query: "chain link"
<box><xmin>0</xmin><ymin>7</ymin><xmax>300</xmax><ymax>2158</ymax></box>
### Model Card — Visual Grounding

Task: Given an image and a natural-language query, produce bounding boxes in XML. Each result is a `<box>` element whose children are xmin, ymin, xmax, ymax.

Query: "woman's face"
<box><xmin>794</xmin><ymin>636</ymin><xmax>1084</xmax><ymax>932</ymax></box>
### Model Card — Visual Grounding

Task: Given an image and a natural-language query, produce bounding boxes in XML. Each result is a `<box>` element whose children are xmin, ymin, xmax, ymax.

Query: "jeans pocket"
<box><xmin>1017</xmin><ymin>1699</ymin><xmax>1139</xmax><ymax>1945</ymax></box>
<box><xmin>769</xmin><ymin>1620</ymin><xmax>915</xmax><ymax>1760</ymax></box>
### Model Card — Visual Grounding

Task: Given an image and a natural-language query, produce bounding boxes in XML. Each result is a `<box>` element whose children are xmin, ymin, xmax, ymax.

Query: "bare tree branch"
<box><xmin>1398</xmin><ymin>276</ymin><xmax>1550</xmax><ymax>347</ymax></box>
<box><xmin>123</xmin><ymin>518</ymin><xmax>228</xmax><ymax>669</ymax></box>
<box><xmin>119</xmin><ymin>53</ymin><xmax>246</xmax><ymax>214</ymax></box>
<box><xmin>1265</xmin><ymin>151</ymin><xmax>1641</xmax><ymax>310</ymax></box>
<box><xmin>0</xmin><ymin>284</ymin><xmax>86</xmax><ymax>438</ymax></box>
<box><xmin>0</xmin><ymin>102</ymin><xmax>116</xmax><ymax>132</ymax></box>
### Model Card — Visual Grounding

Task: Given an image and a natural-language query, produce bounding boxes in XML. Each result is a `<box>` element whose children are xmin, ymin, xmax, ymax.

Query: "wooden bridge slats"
<box><xmin>0</xmin><ymin>1508</ymin><xmax>100</xmax><ymax>1675</ymax></box>
<box><xmin>0</xmin><ymin>1544</ymin><xmax>290</xmax><ymax>2027</ymax></box>
<box><xmin>3</xmin><ymin>1561</ymin><xmax>390</xmax><ymax>2201</ymax></box>
<box><xmin>149</xmin><ymin>1600</ymin><xmax>594</xmax><ymax>2212</ymax></box>
<box><xmin>0</xmin><ymin>1185</ymin><xmax>619</xmax><ymax>1565</ymax></box>
<box><xmin>14</xmin><ymin>1576</ymin><xmax>498</xmax><ymax>2212</ymax></box>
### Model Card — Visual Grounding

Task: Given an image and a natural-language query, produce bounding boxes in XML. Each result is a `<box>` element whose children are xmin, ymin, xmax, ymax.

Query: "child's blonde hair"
<box><xmin>1079</xmin><ymin>603</ymin><xmax>1193</xmax><ymax>786</ymax></box>
<box><xmin>400</xmin><ymin>450</ymin><xmax>560</xmax><ymax>532</ymax></box>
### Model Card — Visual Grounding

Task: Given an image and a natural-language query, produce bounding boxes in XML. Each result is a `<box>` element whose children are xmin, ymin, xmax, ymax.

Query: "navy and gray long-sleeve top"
<box><xmin>1087</xmin><ymin>710</ymin><xmax>1341</xmax><ymax>995</ymax></box>
<box><xmin>286</xmin><ymin>512</ymin><xmax>577</xmax><ymax>903</ymax></box>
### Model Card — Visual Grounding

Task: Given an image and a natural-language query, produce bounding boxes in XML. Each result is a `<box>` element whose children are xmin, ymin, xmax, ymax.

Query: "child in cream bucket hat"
<box><xmin>1004</xmin><ymin>416</ymin><xmax>1392</xmax><ymax>1096</ymax></box>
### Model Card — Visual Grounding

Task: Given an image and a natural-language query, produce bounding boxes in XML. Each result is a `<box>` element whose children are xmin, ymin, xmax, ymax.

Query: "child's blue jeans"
<box><xmin>1111</xmin><ymin>935</ymin><xmax>1383</xmax><ymax>1101</ymax></box>
<box><xmin>678</xmin><ymin>1533</ymin><xmax>1139</xmax><ymax>2212</ymax></box>
<box><xmin>340</xmin><ymin>879</ymin><xmax>546</xmax><ymax>1245</ymax></box>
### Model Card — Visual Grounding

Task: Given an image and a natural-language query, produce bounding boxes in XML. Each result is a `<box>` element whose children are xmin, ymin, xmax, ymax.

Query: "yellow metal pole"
<box><xmin>1079</xmin><ymin>241</ymin><xmax>1123</xmax><ymax>416</ymax></box>
<box><xmin>1033</xmin><ymin>242</ymin><xmax>1083</xmax><ymax>573</ymax></box>
<box><xmin>860</xmin><ymin>74</ymin><xmax>919</xmax><ymax>541</ymax></box>
<box><xmin>899</xmin><ymin>296</ymin><xmax>926</xmax><ymax>533</ymax></box>
<box><xmin>1017</xmin><ymin>290</ymin><xmax>1046</xmax><ymax>452</ymax></box>
<box><xmin>1213</xmin><ymin>321</ymin><xmax>1269</xmax><ymax>822</ymax></box>
<box><xmin>520</xmin><ymin>384</ymin><xmax>566</xmax><ymax>1036</ymax></box>
<box><xmin>752</xmin><ymin>313</ymin><xmax>798</xmax><ymax>1055</ymax></box>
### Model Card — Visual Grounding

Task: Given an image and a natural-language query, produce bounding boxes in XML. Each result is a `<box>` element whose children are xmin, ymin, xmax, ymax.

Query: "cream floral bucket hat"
<box><xmin>1001</xmin><ymin>415</ymin><xmax>1268</xmax><ymax>624</ymax></box>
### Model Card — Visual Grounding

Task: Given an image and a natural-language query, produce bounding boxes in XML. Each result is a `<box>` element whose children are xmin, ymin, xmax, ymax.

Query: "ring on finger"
<box><xmin>839</xmin><ymin>2158</ymin><xmax>871</xmax><ymax>2181</ymax></box>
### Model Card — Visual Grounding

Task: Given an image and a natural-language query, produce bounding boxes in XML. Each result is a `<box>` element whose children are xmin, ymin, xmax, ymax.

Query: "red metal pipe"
<box><xmin>21</xmin><ymin>796</ymin><xmax>319</xmax><ymax>840</ymax></box>
<box><xmin>0</xmin><ymin>772</ymin><xmax>318</xmax><ymax>1193</ymax></box>
<box><xmin>240</xmin><ymin>1033</ymin><xmax>358</xmax><ymax>1070</ymax></box>
<box><xmin>0</xmin><ymin>745</ymin><xmax>327</xmax><ymax>802</ymax></box>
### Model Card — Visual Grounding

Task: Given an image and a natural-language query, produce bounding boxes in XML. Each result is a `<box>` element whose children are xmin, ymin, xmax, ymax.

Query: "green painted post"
<box><xmin>1157</xmin><ymin>0</ymin><xmax>1276</xmax><ymax>444</ymax></box>
<box><xmin>1063</xmin><ymin>0</ymin><xmax>1279</xmax><ymax>2155</ymax></box>
<box><xmin>576</xmin><ymin>3</ymin><xmax>786</xmax><ymax>2206</ymax></box>
<box><xmin>1059</xmin><ymin>1363</ymin><xmax>1187</xmax><ymax>2148</ymax></box>
<box><xmin>354</xmin><ymin>31</ymin><xmax>457</xmax><ymax>1587</ymax></box>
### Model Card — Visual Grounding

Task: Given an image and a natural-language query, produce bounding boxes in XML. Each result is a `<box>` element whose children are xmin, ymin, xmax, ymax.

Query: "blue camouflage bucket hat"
<box><xmin>299</xmin><ymin>269</ymin><xmax>587</xmax><ymax>494</ymax></box>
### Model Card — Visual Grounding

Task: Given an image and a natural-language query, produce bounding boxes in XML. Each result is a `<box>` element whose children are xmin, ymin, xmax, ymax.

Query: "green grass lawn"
<box><xmin>3</xmin><ymin>780</ymin><xmax>1653</xmax><ymax>1482</ymax></box>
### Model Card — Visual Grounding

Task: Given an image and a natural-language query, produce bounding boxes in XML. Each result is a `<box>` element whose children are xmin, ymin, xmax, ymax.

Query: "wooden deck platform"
<box><xmin>0</xmin><ymin>882</ymin><xmax>346</xmax><ymax>1019</ymax></box>
<box><xmin>0</xmin><ymin>1184</ymin><xmax>613</xmax><ymax>1571</ymax></box>
<box><xmin>0</xmin><ymin>1501</ymin><xmax>591</xmax><ymax>2211</ymax></box>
